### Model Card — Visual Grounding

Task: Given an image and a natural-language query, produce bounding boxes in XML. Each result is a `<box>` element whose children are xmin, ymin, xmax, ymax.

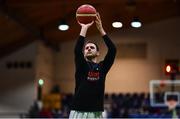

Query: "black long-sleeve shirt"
<box><xmin>71</xmin><ymin>35</ymin><xmax>116</xmax><ymax>112</ymax></box>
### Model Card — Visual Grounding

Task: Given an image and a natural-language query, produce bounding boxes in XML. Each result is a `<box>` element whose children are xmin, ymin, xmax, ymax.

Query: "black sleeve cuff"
<box><xmin>102</xmin><ymin>34</ymin><xmax>109</xmax><ymax>39</ymax></box>
<box><xmin>79</xmin><ymin>35</ymin><xmax>85</xmax><ymax>39</ymax></box>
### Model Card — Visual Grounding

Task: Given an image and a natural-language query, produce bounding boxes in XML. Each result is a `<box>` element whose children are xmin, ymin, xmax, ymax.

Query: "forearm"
<box><xmin>103</xmin><ymin>35</ymin><xmax>116</xmax><ymax>52</ymax></box>
<box><xmin>99</xmin><ymin>27</ymin><xmax>106</xmax><ymax>36</ymax></box>
<box><xmin>102</xmin><ymin>35</ymin><xmax>116</xmax><ymax>73</ymax></box>
<box><xmin>74</xmin><ymin>36</ymin><xmax>85</xmax><ymax>55</ymax></box>
<box><xmin>74</xmin><ymin>36</ymin><xmax>86</xmax><ymax>67</ymax></box>
<box><xmin>96</xmin><ymin>21</ymin><xmax>106</xmax><ymax>36</ymax></box>
<box><xmin>75</xmin><ymin>21</ymin><xmax>93</xmax><ymax>65</ymax></box>
<box><xmin>79</xmin><ymin>26</ymin><xmax>89</xmax><ymax>37</ymax></box>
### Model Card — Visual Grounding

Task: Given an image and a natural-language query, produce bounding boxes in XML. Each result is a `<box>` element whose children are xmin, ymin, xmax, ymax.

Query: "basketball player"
<box><xmin>69</xmin><ymin>13</ymin><xmax>116</xmax><ymax>118</ymax></box>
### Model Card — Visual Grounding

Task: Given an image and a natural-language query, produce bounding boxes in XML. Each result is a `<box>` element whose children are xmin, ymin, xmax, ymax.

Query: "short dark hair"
<box><xmin>84</xmin><ymin>41</ymin><xmax>99</xmax><ymax>51</ymax></box>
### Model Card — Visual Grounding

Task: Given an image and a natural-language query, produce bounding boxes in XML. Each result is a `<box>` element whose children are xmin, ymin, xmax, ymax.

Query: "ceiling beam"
<box><xmin>0</xmin><ymin>35</ymin><xmax>35</xmax><ymax>59</ymax></box>
<box><xmin>0</xmin><ymin>3</ymin><xmax>41</xmax><ymax>37</ymax></box>
<box><xmin>0</xmin><ymin>2</ymin><xmax>60</xmax><ymax>51</ymax></box>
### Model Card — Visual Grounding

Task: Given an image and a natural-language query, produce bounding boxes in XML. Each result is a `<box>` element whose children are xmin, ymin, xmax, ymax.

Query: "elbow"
<box><xmin>74</xmin><ymin>49</ymin><xmax>79</xmax><ymax>56</ymax></box>
<box><xmin>74</xmin><ymin>46</ymin><xmax>79</xmax><ymax>55</ymax></box>
<box><xmin>108</xmin><ymin>46</ymin><xmax>117</xmax><ymax>57</ymax></box>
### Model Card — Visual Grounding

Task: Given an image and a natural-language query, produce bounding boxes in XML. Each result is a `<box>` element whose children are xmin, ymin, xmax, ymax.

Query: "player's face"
<box><xmin>84</xmin><ymin>43</ymin><xmax>98</xmax><ymax>58</ymax></box>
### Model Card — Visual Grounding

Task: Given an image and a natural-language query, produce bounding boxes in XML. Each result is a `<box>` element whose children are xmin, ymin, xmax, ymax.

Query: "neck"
<box><xmin>86</xmin><ymin>57</ymin><xmax>97</xmax><ymax>63</ymax></box>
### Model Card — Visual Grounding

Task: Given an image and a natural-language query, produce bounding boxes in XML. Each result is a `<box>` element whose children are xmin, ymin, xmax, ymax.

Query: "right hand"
<box><xmin>78</xmin><ymin>21</ymin><xmax>94</xmax><ymax>29</ymax></box>
<box><xmin>79</xmin><ymin>21</ymin><xmax>94</xmax><ymax>37</ymax></box>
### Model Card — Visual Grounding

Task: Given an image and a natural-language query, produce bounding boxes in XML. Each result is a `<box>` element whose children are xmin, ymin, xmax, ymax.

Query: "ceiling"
<box><xmin>0</xmin><ymin>0</ymin><xmax>179</xmax><ymax>58</ymax></box>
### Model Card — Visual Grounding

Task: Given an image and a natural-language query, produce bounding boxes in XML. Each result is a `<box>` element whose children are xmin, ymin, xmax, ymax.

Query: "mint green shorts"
<box><xmin>69</xmin><ymin>110</ymin><xmax>103</xmax><ymax>118</ymax></box>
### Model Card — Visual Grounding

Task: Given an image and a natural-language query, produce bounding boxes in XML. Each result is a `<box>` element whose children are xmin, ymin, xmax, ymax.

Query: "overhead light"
<box><xmin>131</xmin><ymin>17</ymin><xmax>142</xmax><ymax>28</ymax></box>
<box><xmin>58</xmin><ymin>24</ymin><xmax>69</xmax><ymax>31</ymax></box>
<box><xmin>58</xmin><ymin>20</ymin><xmax>69</xmax><ymax>31</ymax></box>
<box><xmin>112</xmin><ymin>22</ymin><xmax>123</xmax><ymax>28</ymax></box>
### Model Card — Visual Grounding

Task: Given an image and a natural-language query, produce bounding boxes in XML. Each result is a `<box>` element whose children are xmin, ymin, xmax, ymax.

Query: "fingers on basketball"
<box><xmin>96</xmin><ymin>12</ymin><xmax>101</xmax><ymax>21</ymax></box>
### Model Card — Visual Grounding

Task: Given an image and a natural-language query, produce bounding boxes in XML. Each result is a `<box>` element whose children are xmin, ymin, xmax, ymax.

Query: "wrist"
<box><xmin>82</xmin><ymin>26</ymin><xmax>88</xmax><ymax>31</ymax></box>
<box><xmin>80</xmin><ymin>27</ymin><xmax>88</xmax><ymax>37</ymax></box>
<box><xmin>99</xmin><ymin>28</ymin><xmax>106</xmax><ymax>36</ymax></box>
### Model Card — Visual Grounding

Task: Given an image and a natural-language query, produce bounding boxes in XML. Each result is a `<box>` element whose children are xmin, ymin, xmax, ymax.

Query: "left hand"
<box><xmin>95</xmin><ymin>12</ymin><xmax>103</xmax><ymax>31</ymax></box>
<box><xmin>95</xmin><ymin>12</ymin><xmax>106</xmax><ymax>36</ymax></box>
<box><xmin>78</xmin><ymin>21</ymin><xmax>94</xmax><ymax>37</ymax></box>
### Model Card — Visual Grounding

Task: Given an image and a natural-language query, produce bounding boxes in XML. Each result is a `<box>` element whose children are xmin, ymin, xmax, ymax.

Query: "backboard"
<box><xmin>150</xmin><ymin>80</ymin><xmax>180</xmax><ymax>107</ymax></box>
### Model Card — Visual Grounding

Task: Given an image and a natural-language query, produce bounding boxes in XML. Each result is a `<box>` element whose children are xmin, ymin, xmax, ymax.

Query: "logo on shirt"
<box><xmin>87</xmin><ymin>71</ymin><xmax>100</xmax><ymax>81</ymax></box>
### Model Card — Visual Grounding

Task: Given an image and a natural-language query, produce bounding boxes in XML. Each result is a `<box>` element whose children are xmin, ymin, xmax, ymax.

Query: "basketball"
<box><xmin>76</xmin><ymin>4</ymin><xmax>96</xmax><ymax>24</ymax></box>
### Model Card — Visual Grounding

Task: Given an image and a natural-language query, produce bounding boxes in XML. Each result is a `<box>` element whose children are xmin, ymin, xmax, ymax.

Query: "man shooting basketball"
<box><xmin>69</xmin><ymin>13</ymin><xmax>116</xmax><ymax>118</ymax></box>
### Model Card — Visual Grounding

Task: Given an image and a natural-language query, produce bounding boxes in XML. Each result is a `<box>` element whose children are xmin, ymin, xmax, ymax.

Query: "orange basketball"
<box><xmin>76</xmin><ymin>4</ymin><xmax>96</xmax><ymax>24</ymax></box>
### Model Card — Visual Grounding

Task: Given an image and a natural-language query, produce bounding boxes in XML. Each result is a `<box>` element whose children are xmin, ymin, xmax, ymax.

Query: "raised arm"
<box><xmin>102</xmin><ymin>35</ymin><xmax>116</xmax><ymax>73</ymax></box>
<box><xmin>74</xmin><ymin>21</ymin><xmax>94</xmax><ymax>68</ymax></box>
<box><xmin>95</xmin><ymin>13</ymin><xmax>116</xmax><ymax>73</ymax></box>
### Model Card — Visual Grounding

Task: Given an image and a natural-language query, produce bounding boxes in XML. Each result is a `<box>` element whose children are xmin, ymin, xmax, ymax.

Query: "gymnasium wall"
<box><xmin>0</xmin><ymin>42</ymin><xmax>37</xmax><ymax>112</ymax></box>
<box><xmin>0</xmin><ymin>40</ymin><xmax>57</xmax><ymax>113</ymax></box>
<box><xmin>35</xmin><ymin>40</ymin><xmax>56</xmax><ymax>95</ymax></box>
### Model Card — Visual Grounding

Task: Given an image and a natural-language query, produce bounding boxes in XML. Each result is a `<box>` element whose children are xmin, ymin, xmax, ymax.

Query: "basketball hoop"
<box><xmin>166</xmin><ymin>100</ymin><xmax>178</xmax><ymax>110</ymax></box>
